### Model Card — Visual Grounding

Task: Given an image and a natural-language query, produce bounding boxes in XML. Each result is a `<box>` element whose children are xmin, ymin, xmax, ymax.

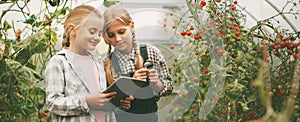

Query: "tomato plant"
<box><xmin>169</xmin><ymin>0</ymin><xmax>300</xmax><ymax>121</ymax></box>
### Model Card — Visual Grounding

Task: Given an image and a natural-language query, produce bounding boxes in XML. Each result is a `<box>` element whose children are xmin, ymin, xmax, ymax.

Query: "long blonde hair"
<box><xmin>103</xmin><ymin>5</ymin><xmax>143</xmax><ymax>85</ymax></box>
<box><xmin>62</xmin><ymin>5</ymin><xmax>102</xmax><ymax>48</ymax></box>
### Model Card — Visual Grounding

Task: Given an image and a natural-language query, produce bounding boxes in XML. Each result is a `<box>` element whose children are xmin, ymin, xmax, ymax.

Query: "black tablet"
<box><xmin>103</xmin><ymin>76</ymin><xmax>148</xmax><ymax>107</ymax></box>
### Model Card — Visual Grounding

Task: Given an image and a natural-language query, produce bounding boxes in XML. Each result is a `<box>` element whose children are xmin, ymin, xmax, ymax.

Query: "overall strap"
<box><xmin>139</xmin><ymin>44</ymin><xmax>148</xmax><ymax>63</ymax></box>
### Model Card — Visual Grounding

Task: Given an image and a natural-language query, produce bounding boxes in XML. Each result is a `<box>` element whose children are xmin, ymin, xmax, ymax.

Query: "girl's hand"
<box><xmin>86</xmin><ymin>92</ymin><xmax>116</xmax><ymax>110</ymax></box>
<box><xmin>120</xmin><ymin>96</ymin><xmax>134</xmax><ymax>110</ymax></box>
<box><xmin>148</xmin><ymin>69</ymin><xmax>159</xmax><ymax>85</ymax></box>
<box><xmin>148</xmin><ymin>69</ymin><xmax>164</xmax><ymax>93</ymax></box>
<box><xmin>132</xmin><ymin>68</ymin><xmax>149</xmax><ymax>81</ymax></box>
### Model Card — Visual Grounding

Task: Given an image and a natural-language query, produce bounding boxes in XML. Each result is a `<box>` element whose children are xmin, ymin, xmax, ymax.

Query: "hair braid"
<box><xmin>104</xmin><ymin>44</ymin><xmax>114</xmax><ymax>85</ymax></box>
<box><xmin>132</xmin><ymin>32</ymin><xmax>143</xmax><ymax>70</ymax></box>
<box><xmin>62</xmin><ymin>29</ymin><xmax>70</xmax><ymax>48</ymax></box>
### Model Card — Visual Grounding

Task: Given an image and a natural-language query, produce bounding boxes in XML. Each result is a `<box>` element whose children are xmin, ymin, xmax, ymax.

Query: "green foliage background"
<box><xmin>0</xmin><ymin>0</ymin><xmax>299</xmax><ymax>121</ymax></box>
<box><xmin>0</xmin><ymin>0</ymin><xmax>70</xmax><ymax>121</ymax></box>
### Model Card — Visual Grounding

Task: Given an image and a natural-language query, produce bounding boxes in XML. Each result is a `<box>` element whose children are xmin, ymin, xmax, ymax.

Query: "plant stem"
<box><xmin>265</xmin><ymin>0</ymin><xmax>298</xmax><ymax>32</ymax></box>
<box><xmin>186</xmin><ymin>0</ymin><xmax>202</xmax><ymax>27</ymax></box>
<box><xmin>281</xmin><ymin>61</ymin><xmax>300</xmax><ymax>121</ymax></box>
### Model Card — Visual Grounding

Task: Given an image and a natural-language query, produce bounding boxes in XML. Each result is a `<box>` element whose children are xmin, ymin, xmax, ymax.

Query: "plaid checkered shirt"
<box><xmin>112</xmin><ymin>44</ymin><xmax>173</xmax><ymax>96</ymax></box>
<box><xmin>45</xmin><ymin>49</ymin><xmax>116</xmax><ymax>122</ymax></box>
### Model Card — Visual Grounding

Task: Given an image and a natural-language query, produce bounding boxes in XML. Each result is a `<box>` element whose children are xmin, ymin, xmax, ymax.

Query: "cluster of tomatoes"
<box><xmin>258</xmin><ymin>35</ymin><xmax>299</xmax><ymax>63</ymax></box>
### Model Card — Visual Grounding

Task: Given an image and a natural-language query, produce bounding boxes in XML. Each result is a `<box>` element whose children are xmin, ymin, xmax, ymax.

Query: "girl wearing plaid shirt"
<box><xmin>44</xmin><ymin>5</ymin><xmax>133</xmax><ymax>122</ymax></box>
<box><xmin>102</xmin><ymin>5</ymin><xmax>173</xmax><ymax>122</ymax></box>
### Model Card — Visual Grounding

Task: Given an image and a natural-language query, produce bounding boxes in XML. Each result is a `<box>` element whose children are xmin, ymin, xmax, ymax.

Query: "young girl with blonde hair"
<box><xmin>45</xmin><ymin>5</ymin><xmax>132</xmax><ymax>122</ymax></box>
<box><xmin>103</xmin><ymin>5</ymin><xmax>173</xmax><ymax>122</ymax></box>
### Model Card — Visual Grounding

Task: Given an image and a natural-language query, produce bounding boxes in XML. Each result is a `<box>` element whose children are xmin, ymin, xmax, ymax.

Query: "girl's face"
<box><xmin>106</xmin><ymin>19</ymin><xmax>133</xmax><ymax>54</ymax></box>
<box><xmin>71</xmin><ymin>14</ymin><xmax>103</xmax><ymax>54</ymax></box>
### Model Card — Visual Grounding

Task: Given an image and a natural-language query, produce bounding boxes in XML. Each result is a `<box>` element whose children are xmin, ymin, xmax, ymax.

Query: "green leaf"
<box><xmin>13</xmin><ymin>33</ymin><xmax>49</xmax><ymax>64</ymax></box>
<box><xmin>52</xmin><ymin>7</ymin><xmax>71</xmax><ymax>19</ymax></box>
<box><xmin>3</xmin><ymin>20</ymin><xmax>12</xmax><ymax>31</ymax></box>
<box><xmin>60</xmin><ymin>7</ymin><xmax>71</xmax><ymax>15</ymax></box>
<box><xmin>24</xmin><ymin>17</ymin><xmax>37</xmax><ymax>25</ymax></box>
<box><xmin>103</xmin><ymin>0</ymin><xmax>119</xmax><ymax>7</ymax></box>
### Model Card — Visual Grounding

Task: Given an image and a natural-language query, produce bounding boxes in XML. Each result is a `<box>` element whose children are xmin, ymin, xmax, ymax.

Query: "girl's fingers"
<box><xmin>125</xmin><ymin>96</ymin><xmax>134</xmax><ymax>101</ymax></box>
<box><xmin>149</xmin><ymin>77</ymin><xmax>158</xmax><ymax>81</ymax></box>
<box><xmin>97</xmin><ymin>103</ymin><xmax>105</xmax><ymax>107</ymax></box>
<box><xmin>148</xmin><ymin>74</ymin><xmax>158</xmax><ymax>80</ymax></box>
<box><xmin>134</xmin><ymin>74</ymin><xmax>147</xmax><ymax>80</ymax></box>
<box><xmin>139</xmin><ymin>76</ymin><xmax>147</xmax><ymax>80</ymax></box>
<box><xmin>97</xmin><ymin>97</ymin><xmax>113</xmax><ymax>107</ymax></box>
<box><xmin>120</xmin><ymin>99</ymin><xmax>130</xmax><ymax>104</ymax></box>
<box><xmin>123</xmin><ymin>104</ymin><xmax>130</xmax><ymax>108</ymax></box>
<box><xmin>137</xmin><ymin>68</ymin><xmax>149</xmax><ymax>73</ymax></box>
<box><xmin>137</xmin><ymin>72</ymin><xmax>148</xmax><ymax>77</ymax></box>
<box><xmin>120</xmin><ymin>96</ymin><xmax>133</xmax><ymax>109</ymax></box>
<box><xmin>96</xmin><ymin>98</ymin><xmax>112</xmax><ymax>107</ymax></box>
<box><xmin>148</xmin><ymin>70</ymin><xmax>158</xmax><ymax>77</ymax></box>
<box><xmin>136</xmin><ymin>69</ymin><xmax>148</xmax><ymax>76</ymax></box>
<box><xmin>148</xmin><ymin>69</ymin><xmax>157</xmax><ymax>73</ymax></box>
<box><xmin>120</xmin><ymin>102</ymin><xmax>130</xmax><ymax>109</ymax></box>
<box><xmin>133</xmin><ymin>69</ymin><xmax>148</xmax><ymax>80</ymax></box>
<box><xmin>103</xmin><ymin>92</ymin><xmax>117</xmax><ymax>98</ymax></box>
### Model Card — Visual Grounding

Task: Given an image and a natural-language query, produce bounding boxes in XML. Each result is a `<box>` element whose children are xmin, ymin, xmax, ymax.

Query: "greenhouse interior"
<box><xmin>0</xmin><ymin>0</ymin><xmax>300</xmax><ymax>121</ymax></box>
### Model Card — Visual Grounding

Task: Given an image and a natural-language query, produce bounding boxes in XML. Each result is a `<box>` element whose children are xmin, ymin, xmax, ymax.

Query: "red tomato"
<box><xmin>186</xmin><ymin>31</ymin><xmax>192</xmax><ymax>36</ymax></box>
<box><xmin>280</xmin><ymin>41</ymin><xmax>286</xmax><ymax>47</ymax></box>
<box><xmin>288</xmin><ymin>50</ymin><xmax>293</xmax><ymax>55</ymax></box>
<box><xmin>217</xmin><ymin>49</ymin><xmax>224</xmax><ymax>55</ymax></box>
<box><xmin>195</xmin><ymin>51</ymin><xmax>199</xmax><ymax>56</ymax></box>
<box><xmin>273</xmin><ymin>45</ymin><xmax>279</xmax><ymax>50</ymax></box>
<box><xmin>200</xmin><ymin>1</ymin><xmax>206</xmax><ymax>6</ymax></box>
<box><xmin>190</xmin><ymin>26</ymin><xmax>194</xmax><ymax>30</ymax></box>
<box><xmin>279</xmin><ymin>66</ymin><xmax>285</xmax><ymax>71</ymax></box>
<box><xmin>204</xmin><ymin>69</ymin><xmax>209</xmax><ymax>74</ymax></box>
<box><xmin>279</xmin><ymin>34</ymin><xmax>284</xmax><ymax>39</ymax></box>
<box><xmin>293</xmin><ymin>43</ymin><xmax>298</xmax><ymax>48</ymax></box>
<box><xmin>235</xmin><ymin>31</ymin><xmax>240</xmax><ymax>36</ymax></box>
<box><xmin>193</xmin><ymin>77</ymin><xmax>199</xmax><ymax>82</ymax></box>
<box><xmin>279</xmin><ymin>89</ymin><xmax>285</xmax><ymax>96</ymax></box>
<box><xmin>169</xmin><ymin>44</ymin><xmax>175</xmax><ymax>50</ymax></box>
<box><xmin>180</xmin><ymin>31</ymin><xmax>186</xmax><ymax>36</ymax></box>
<box><xmin>221</xmin><ymin>110</ymin><xmax>227</xmax><ymax>115</ymax></box>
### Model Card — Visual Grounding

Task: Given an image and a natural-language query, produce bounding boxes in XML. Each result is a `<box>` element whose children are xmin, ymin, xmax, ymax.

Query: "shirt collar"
<box><xmin>113</xmin><ymin>48</ymin><xmax>135</xmax><ymax>61</ymax></box>
<box><xmin>57</xmin><ymin>48</ymin><xmax>102</xmax><ymax>61</ymax></box>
